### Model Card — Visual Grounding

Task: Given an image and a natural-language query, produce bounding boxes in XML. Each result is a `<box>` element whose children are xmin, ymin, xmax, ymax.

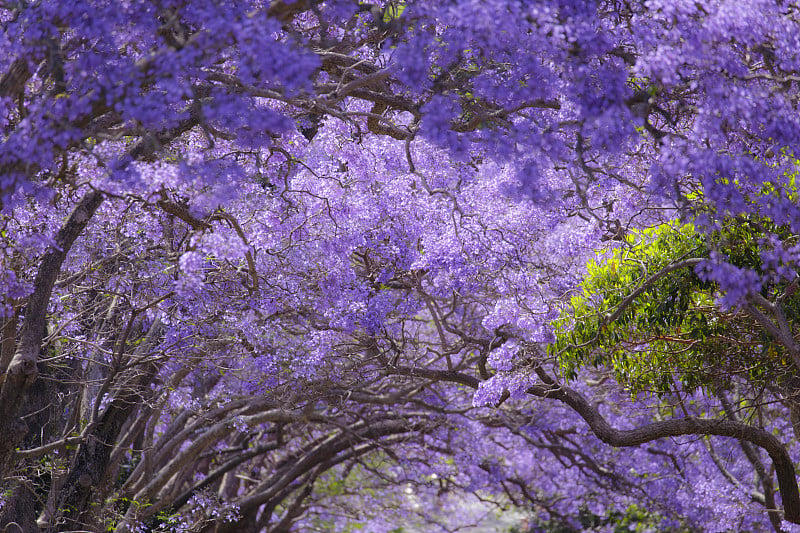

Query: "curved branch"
<box><xmin>745</xmin><ymin>294</ymin><xmax>800</xmax><ymax>369</ymax></box>
<box><xmin>525</xmin><ymin>380</ymin><xmax>800</xmax><ymax>524</ymax></box>
<box><xmin>604</xmin><ymin>258</ymin><xmax>703</xmax><ymax>325</ymax></box>
<box><xmin>715</xmin><ymin>387</ymin><xmax>782</xmax><ymax>531</ymax></box>
<box><xmin>391</xmin><ymin>365</ymin><xmax>480</xmax><ymax>388</ymax></box>
<box><xmin>394</xmin><ymin>363</ymin><xmax>800</xmax><ymax>523</ymax></box>
<box><xmin>234</xmin><ymin>417</ymin><xmax>429</xmax><ymax>515</ymax></box>
<box><xmin>0</xmin><ymin>57</ymin><xmax>32</xmax><ymax>97</ymax></box>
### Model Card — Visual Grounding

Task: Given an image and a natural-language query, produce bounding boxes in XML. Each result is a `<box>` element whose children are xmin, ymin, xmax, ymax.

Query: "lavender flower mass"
<box><xmin>2</xmin><ymin>1</ymin><xmax>800</xmax><ymax>531</ymax></box>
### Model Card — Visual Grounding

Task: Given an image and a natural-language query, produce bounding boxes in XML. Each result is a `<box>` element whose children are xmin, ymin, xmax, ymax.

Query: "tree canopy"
<box><xmin>2</xmin><ymin>1</ymin><xmax>800</xmax><ymax>532</ymax></box>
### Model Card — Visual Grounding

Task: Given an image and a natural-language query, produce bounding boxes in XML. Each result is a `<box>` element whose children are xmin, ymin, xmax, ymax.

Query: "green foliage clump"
<box><xmin>550</xmin><ymin>219</ymin><xmax>798</xmax><ymax>395</ymax></box>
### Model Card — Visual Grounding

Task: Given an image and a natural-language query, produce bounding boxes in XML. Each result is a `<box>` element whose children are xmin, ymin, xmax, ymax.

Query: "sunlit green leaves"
<box><xmin>550</xmin><ymin>219</ymin><xmax>797</xmax><ymax>395</ymax></box>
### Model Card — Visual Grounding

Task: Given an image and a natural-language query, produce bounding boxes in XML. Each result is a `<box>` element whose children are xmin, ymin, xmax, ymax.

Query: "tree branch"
<box><xmin>525</xmin><ymin>379</ymin><xmax>800</xmax><ymax>524</ymax></box>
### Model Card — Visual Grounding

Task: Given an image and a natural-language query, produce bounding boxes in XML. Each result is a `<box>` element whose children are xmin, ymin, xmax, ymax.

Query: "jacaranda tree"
<box><xmin>2</xmin><ymin>1</ymin><xmax>800</xmax><ymax>532</ymax></box>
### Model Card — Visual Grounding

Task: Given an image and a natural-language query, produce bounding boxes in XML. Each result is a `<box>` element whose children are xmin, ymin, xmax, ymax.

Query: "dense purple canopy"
<box><xmin>2</xmin><ymin>1</ymin><xmax>800</xmax><ymax>532</ymax></box>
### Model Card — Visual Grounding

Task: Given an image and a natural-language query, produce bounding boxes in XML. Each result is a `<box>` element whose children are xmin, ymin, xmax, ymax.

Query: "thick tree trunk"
<box><xmin>0</xmin><ymin>191</ymin><xmax>104</xmax><ymax>475</ymax></box>
<box><xmin>0</xmin><ymin>480</ymin><xmax>39</xmax><ymax>533</ymax></box>
<box><xmin>49</xmin><ymin>318</ymin><xmax>163</xmax><ymax>532</ymax></box>
<box><xmin>0</xmin><ymin>191</ymin><xmax>104</xmax><ymax>532</ymax></box>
